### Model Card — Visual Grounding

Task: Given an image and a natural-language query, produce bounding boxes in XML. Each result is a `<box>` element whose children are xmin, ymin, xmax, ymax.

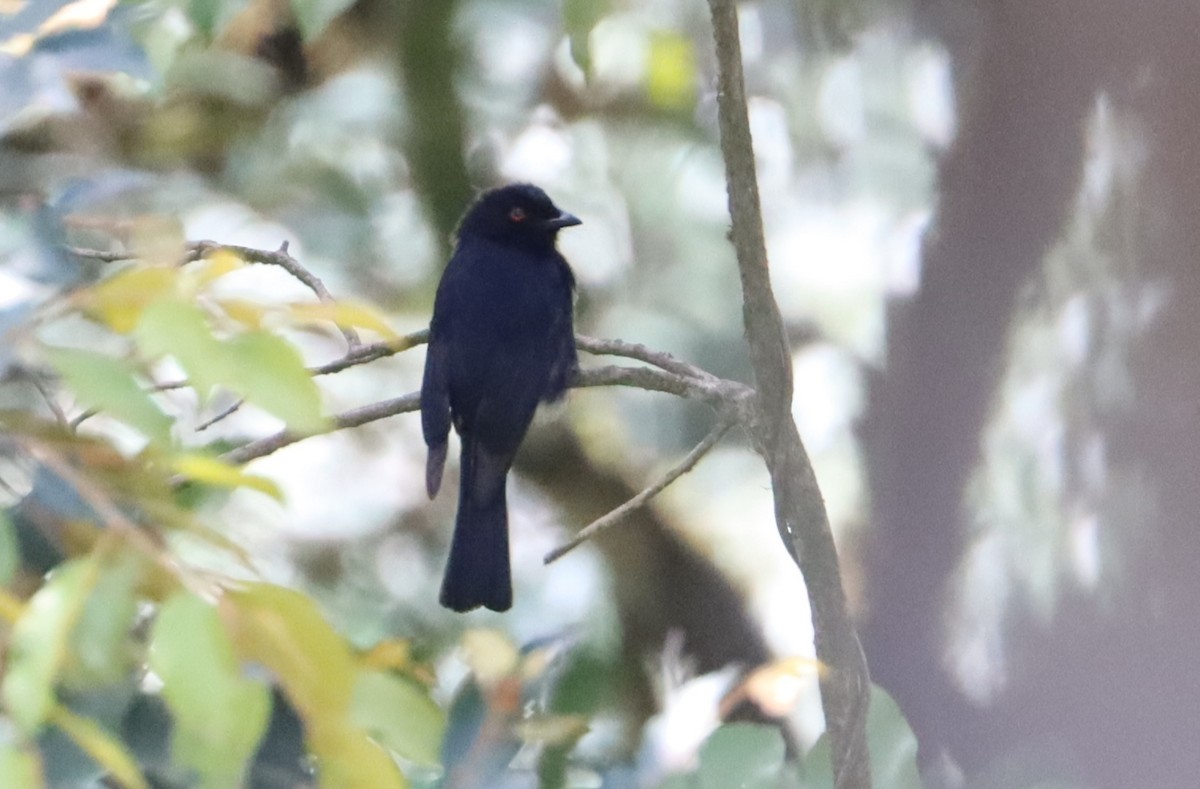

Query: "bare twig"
<box><xmin>29</xmin><ymin>374</ymin><xmax>70</xmax><ymax>429</ymax></box>
<box><xmin>188</xmin><ymin>240</ymin><xmax>361</xmax><ymax>348</ymax></box>
<box><xmin>543</xmin><ymin>417</ymin><xmax>734</xmax><ymax>563</ymax></box>
<box><xmin>220</xmin><ymin>363</ymin><xmax>751</xmax><ymax>467</ymax></box>
<box><xmin>66</xmin><ymin>246</ymin><xmax>136</xmax><ymax>263</ymax></box>
<box><xmin>575</xmin><ymin>335</ymin><xmax>721</xmax><ymax>382</ymax></box>
<box><xmin>195</xmin><ymin>397</ymin><xmax>246</xmax><ymax>431</ymax></box>
<box><xmin>220</xmin><ymin>393</ymin><xmax>422</xmax><ymax>465</ymax></box>
<box><xmin>707</xmin><ymin>2</ymin><xmax>871</xmax><ymax>785</ymax></box>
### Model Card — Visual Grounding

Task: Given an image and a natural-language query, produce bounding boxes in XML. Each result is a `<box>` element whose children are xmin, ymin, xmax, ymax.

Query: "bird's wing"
<box><xmin>544</xmin><ymin>258</ymin><xmax>578</xmax><ymax>401</ymax></box>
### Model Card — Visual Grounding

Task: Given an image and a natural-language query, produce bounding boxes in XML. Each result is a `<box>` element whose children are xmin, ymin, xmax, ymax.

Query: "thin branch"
<box><xmin>543</xmin><ymin>417</ymin><xmax>734</xmax><ymax>564</ymax></box>
<box><xmin>220</xmin><ymin>393</ymin><xmax>421</xmax><ymax>465</ymax></box>
<box><xmin>151</xmin><ymin>332</ymin><xmax>427</xmax><ymax>394</ymax></box>
<box><xmin>29</xmin><ymin>374</ymin><xmax>70</xmax><ymax>429</ymax></box>
<box><xmin>220</xmin><ymin>364</ymin><xmax>750</xmax><ymax>467</ymax></box>
<box><xmin>575</xmin><ymin>335</ymin><xmax>721</xmax><ymax>382</ymax></box>
<box><xmin>188</xmin><ymin>240</ymin><xmax>361</xmax><ymax>348</ymax></box>
<box><xmin>66</xmin><ymin>246</ymin><xmax>136</xmax><ymax>262</ymax></box>
<box><xmin>195</xmin><ymin>397</ymin><xmax>246</xmax><ymax>431</ymax></box>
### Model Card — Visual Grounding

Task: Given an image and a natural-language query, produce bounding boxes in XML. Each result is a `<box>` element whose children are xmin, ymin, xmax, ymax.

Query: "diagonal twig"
<box><xmin>188</xmin><ymin>240</ymin><xmax>361</xmax><ymax>349</ymax></box>
<box><xmin>543</xmin><ymin>417</ymin><xmax>735</xmax><ymax>564</ymax></box>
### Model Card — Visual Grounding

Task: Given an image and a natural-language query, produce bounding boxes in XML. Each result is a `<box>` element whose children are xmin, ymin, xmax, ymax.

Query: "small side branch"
<box><xmin>543</xmin><ymin>417</ymin><xmax>734</xmax><ymax>564</ymax></box>
<box><xmin>188</xmin><ymin>240</ymin><xmax>361</xmax><ymax>348</ymax></box>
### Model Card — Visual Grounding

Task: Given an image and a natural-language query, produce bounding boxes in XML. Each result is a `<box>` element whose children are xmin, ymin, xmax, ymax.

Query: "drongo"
<box><xmin>421</xmin><ymin>184</ymin><xmax>580</xmax><ymax>612</ymax></box>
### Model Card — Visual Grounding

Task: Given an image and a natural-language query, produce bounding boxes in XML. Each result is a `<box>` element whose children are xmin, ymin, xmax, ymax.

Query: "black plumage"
<box><xmin>421</xmin><ymin>184</ymin><xmax>580</xmax><ymax>612</ymax></box>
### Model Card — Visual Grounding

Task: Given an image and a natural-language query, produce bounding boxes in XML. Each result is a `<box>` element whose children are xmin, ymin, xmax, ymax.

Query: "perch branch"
<box><xmin>543</xmin><ymin>417</ymin><xmax>734</xmax><ymax>563</ymax></box>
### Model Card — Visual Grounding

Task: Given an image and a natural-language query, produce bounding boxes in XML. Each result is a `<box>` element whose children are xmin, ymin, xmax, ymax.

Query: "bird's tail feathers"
<box><xmin>439</xmin><ymin>439</ymin><xmax>512</xmax><ymax>612</ymax></box>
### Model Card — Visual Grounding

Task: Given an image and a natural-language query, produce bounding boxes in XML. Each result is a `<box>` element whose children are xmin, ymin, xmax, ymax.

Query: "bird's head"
<box><xmin>456</xmin><ymin>183</ymin><xmax>581</xmax><ymax>253</ymax></box>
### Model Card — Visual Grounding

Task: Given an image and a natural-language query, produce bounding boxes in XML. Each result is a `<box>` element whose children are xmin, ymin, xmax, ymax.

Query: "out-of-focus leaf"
<box><xmin>288</xmin><ymin>300</ymin><xmax>400</xmax><ymax>341</ymax></box>
<box><xmin>696</xmin><ymin>723</ymin><xmax>786</xmax><ymax>789</ymax></box>
<box><xmin>214</xmin><ymin>298</ymin><xmax>267</xmax><ymax>329</ymax></box>
<box><xmin>66</xmin><ymin>553</ymin><xmax>140</xmax><ymax>687</ymax></box>
<box><xmin>0</xmin><ymin>743</ymin><xmax>42</xmax><ymax>789</ymax></box>
<box><xmin>0</xmin><ymin>510</ymin><xmax>18</xmax><ymax>585</ymax></box>
<box><xmin>188</xmin><ymin>0</ymin><xmax>253</xmax><ymax>38</ymax></box>
<box><xmin>44</xmin><ymin>348</ymin><xmax>172</xmax><ymax>446</ymax></box>
<box><xmin>315</xmin><ymin>725</ymin><xmax>410</xmax><ymax>789</ymax></box>
<box><xmin>460</xmin><ymin>629</ymin><xmax>520</xmax><ymax>688</ymax></box>
<box><xmin>134</xmin><ymin>300</ymin><xmax>226</xmax><ymax>398</ymax></box>
<box><xmin>724</xmin><ymin>656</ymin><xmax>824</xmax><ymax>718</ymax></box>
<box><xmin>223</xmin><ymin>583</ymin><xmax>358</xmax><ymax>721</ymax></box>
<box><xmin>290</xmin><ymin>0</ymin><xmax>358</xmax><ymax>41</ymax></box>
<box><xmin>562</xmin><ymin>0</ymin><xmax>609</xmax><ymax>76</ymax></box>
<box><xmin>171</xmin><ymin>454</ymin><xmax>283</xmax><ymax>501</ymax></box>
<box><xmin>48</xmin><ymin>704</ymin><xmax>148</xmax><ymax>789</ymax></box>
<box><xmin>0</xmin><ymin>587</ymin><xmax>25</xmax><ymax>623</ymax></box>
<box><xmin>78</xmin><ymin>266</ymin><xmax>177</xmax><ymax>333</ymax></box>
<box><xmin>2</xmin><ymin>557</ymin><xmax>98</xmax><ymax>732</ymax></box>
<box><xmin>130</xmin><ymin>216</ymin><xmax>186</xmax><ymax>269</ymax></box>
<box><xmin>351</xmin><ymin>669</ymin><xmax>444</xmax><ymax>767</ymax></box>
<box><xmin>796</xmin><ymin>733</ymin><xmax>834</xmax><ymax>788</ymax></box>
<box><xmin>441</xmin><ymin>681</ymin><xmax>518</xmax><ymax>784</ymax></box>
<box><xmin>224</xmin><ymin>330</ymin><xmax>327</xmax><ymax>433</ymax></box>
<box><xmin>867</xmin><ymin>686</ymin><xmax>921</xmax><ymax>789</ymax></box>
<box><xmin>151</xmin><ymin>592</ymin><xmax>272</xmax><ymax>789</ymax></box>
<box><xmin>187</xmin><ymin>248</ymin><xmax>246</xmax><ymax>291</ymax></box>
<box><xmin>646</xmin><ymin>31</ymin><xmax>697</xmax><ymax>111</ymax></box>
<box><xmin>792</xmin><ymin>686</ymin><xmax>919</xmax><ymax>788</ymax></box>
<box><xmin>517</xmin><ymin>714</ymin><xmax>588</xmax><ymax>745</ymax></box>
<box><xmin>222</xmin><ymin>584</ymin><xmax>407</xmax><ymax>789</ymax></box>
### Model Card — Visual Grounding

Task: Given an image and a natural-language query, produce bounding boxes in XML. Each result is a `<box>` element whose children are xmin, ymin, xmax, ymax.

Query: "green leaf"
<box><xmin>223</xmin><ymin>584</ymin><xmax>407</xmax><ymax>789</ymax></box>
<box><xmin>135</xmin><ymin>300</ymin><xmax>227</xmax><ymax>399</ymax></box>
<box><xmin>0</xmin><ymin>510</ymin><xmax>18</xmax><ymax>586</ymax></box>
<box><xmin>562</xmin><ymin>0</ymin><xmax>610</xmax><ymax>76</ymax></box>
<box><xmin>66</xmin><ymin>553</ymin><xmax>141</xmax><ymax>687</ymax></box>
<box><xmin>696</xmin><ymin>723</ymin><xmax>786</xmax><ymax>789</ymax></box>
<box><xmin>224</xmin><ymin>330</ymin><xmax>327</xmax><ymax>434</ymax></box>
<box><xmin>49</xmin><ymin>704</ymin><xmax>149</xmax><ymax>789</ymax></box>
<box><xmin>2</xmin><ymin>557</ymin><xmax>98</xmax><ymax>732</ymax></box>
<box><xmin>44</xmin><ymin>348</ymin><xmax>172</xmax><ymax>446</ymax></box>
<box><xmin>866</xmin><ymin>686</ymin><xmax>921</xmax><ymax>789</ymax></box>
<box><xmin>351</xmin><ymin>670</ymin><xmax>445</xmax><ymax>767</ymax></box>
<box><xmin>0</xmin><ymin>743</ymin><xmax>42</xmax><ymax>789</ymax></box>
<box><xmin>150</xmin><ymin>593</ymin><xmax>272</xmax><ymax>789</ymax></box>
<box><xmin>796</xmin><ymin>733</ymin><xmax>834</xmax><ymax>789</ymax></box>
<box><xmin>290</xmin><ymin>0</ymin><xmax>358</xmax><ymax>40</ymax></box>
<box><xmin>189</xmin><ymin>0</ymin><xmax>252</xmax><ymax>38</ymax></box>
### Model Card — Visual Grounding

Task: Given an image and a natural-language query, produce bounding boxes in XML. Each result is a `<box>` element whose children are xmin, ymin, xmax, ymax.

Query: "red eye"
<box><xmin>508</xmin><ymin>206</ymin><xmax>526</xmax><ymax>222</ymax></box>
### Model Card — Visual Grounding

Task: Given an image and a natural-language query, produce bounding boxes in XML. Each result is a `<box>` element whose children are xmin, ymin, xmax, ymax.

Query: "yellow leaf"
<box><xmin>360</xmin><ymin>640</ymin><xmax>413</xmax><ymax>672</ymax></box>
<box><xmin>171</xmin><ymin>454</ymin><xmax>283</xmax><ymax>501</ymax></box>
<box><xmin>78</xmin><ymin>266</ymin><xmax>177</xmax><ymax>333</ymax></box>
<box><xmin>214</xmin><ymin>298</ymin><xmax>267</xmax><ymax>329</ymax></box>
<box><xmin>646</xmin><ymin>31</ymin><xmax>697</xmax><ymax>110</ymax></box>
<box><xmin>460</xmin><ymin>629</ymin><xmax>519</xmax><ymax>688</ymax></box>
<box><xmin>288</xmin><ymin>301</ymin><xmax>399</xmax><ymax>341</ymax></box>
<box><xmin>196</xmin><ymin>248</ymin><xmax>244</xmax><ymax>284</ymax></box>
<box><xmin>222</xmin><ymin>584</ymin><xmax>358</xmax><ymax>722</ymax></box>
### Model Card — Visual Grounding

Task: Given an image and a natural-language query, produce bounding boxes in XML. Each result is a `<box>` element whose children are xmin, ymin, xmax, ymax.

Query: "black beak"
<box><xmin>544</xmin><ymin>211</ymin><xmax>582</xmax><ymax>230</ymax></box>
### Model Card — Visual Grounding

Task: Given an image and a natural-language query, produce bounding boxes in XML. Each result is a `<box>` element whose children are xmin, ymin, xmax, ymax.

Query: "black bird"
<box><xmin>421</xmin><ymin>184</ymin><xmax>581</xmax><ymax>612</ymax></box>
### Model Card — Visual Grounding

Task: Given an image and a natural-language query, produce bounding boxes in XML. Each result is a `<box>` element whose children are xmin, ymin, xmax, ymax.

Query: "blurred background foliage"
<box><xmin>0</xmin><ymin>0</ymin><xmax>1197</xmax><ymax>787</ymax></box>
